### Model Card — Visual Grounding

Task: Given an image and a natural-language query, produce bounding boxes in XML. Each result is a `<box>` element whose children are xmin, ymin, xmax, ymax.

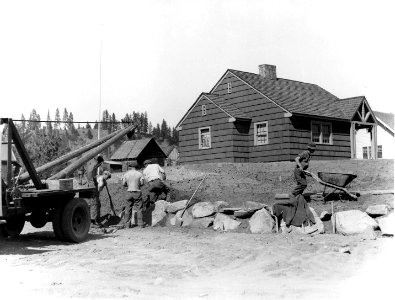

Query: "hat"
<box><xmin>307</xmin><ymin>142</ymin><xmax>317</xmax><ymax>149</ymax></box>
<box><xmin>143</xmin><ymin>159</ymin><xmax>152</xmax><ymax>165</ymax></box>
<box><xmin>128</xmin><ymin>161</ymin><xmax>139</xmax><ymax>168</ymax></box>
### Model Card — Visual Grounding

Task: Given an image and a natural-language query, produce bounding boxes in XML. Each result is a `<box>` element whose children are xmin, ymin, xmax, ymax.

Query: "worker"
<box><xmin>142</xmin><ymin>159</ymin><xmax>170</xmax><ymax>205</ymax></box>
<box><xmin>291</xmin><ymin>142</ymin><xmax>316</xmax><ymax>196</ymax></box>
<box><xmin>77</xmin><ymin>165</ymin><xmax>85</xmax><ymax>185</ymax></box>
<box><xmin>90</xmin><ymin>155</ymin><xmax>105</xmax><ymax>224</ymax></box>
<box><xmin>120</xmin><ymin>161</ymin><xmax>146</xmax><ymax>228</ymax></box>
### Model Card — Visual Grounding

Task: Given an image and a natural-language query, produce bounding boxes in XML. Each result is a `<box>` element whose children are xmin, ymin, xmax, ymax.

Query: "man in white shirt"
<box><xmin>121</xmin><ymin>161</ymin><xmax>146</xmax><ymax>228</ymax></box>
<box><xmin>142</xmin><ymin>159</ymin><xmax>170</xmax><ymax>205</ymax></box>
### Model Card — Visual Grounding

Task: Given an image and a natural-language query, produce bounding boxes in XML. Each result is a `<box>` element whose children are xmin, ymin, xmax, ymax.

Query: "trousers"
<box><xmin>291</xmin><ymin>168</ymin><xmax>307</xmax><ymax>196</ymax></box>
<box><xmin>123</xmin><ymin>191</ymin><xmax>145</xmax><ymax>227</ymax></box>
<box><xmin>147</xmin><ymin>179</ymin><xmax>170</xmax><ymax>204</ymax></box>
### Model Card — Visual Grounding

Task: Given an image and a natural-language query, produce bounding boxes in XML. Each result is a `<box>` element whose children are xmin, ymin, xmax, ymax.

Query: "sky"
<box><xmin>0</xmin><ymin>0</ymin><xmax>394</xmax><ymax>128</ymax></box>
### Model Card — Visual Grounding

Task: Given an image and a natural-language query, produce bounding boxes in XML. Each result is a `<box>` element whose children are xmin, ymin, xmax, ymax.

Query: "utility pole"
<box><xmin>98</xmin><ymin>24</ymin><xmax>103</xmax><ymax>140</ymax></box>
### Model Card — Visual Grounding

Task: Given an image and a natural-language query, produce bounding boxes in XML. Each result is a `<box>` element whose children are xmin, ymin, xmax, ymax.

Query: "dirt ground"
<box><xmin>1</xmin><ymin>159</ymin><xmax>394</xmax><ymax>299</ymax></box>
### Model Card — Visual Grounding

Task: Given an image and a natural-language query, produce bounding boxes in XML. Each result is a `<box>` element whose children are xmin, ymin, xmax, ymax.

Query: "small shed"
<box><xmin>103</xmin><ymin>160</ymin><xmax>124</xmax><ymax>173</ymax></box>
<box><xmin>160</xmin><ymin>145</ymin><xmax>179</xmax><ymax>166</ymax></box>
<box><xmin>111</xmin><ymin>138</ymin><xmax>167</xmax><ymax>167</ymax></box>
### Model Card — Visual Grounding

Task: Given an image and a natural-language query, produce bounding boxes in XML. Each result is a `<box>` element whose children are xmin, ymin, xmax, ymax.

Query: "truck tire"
<box><xmin>52</xmin><ymin>205</ymin><xmax>65</xmax><ymax>241</ymax></box>
<box><xmin>61</xmin><ymin>198</ymin><xmax>90</xmax><ymax>243</ymax></box>
<box><xmin>1</xmin><ymin>216</ymin><xmax>25</xmax><ymax>237</ymax></box>
<box><xmin>30</xmin><ymin>210</ymin><xmax>47</xmax><ymax>228</ymax></box>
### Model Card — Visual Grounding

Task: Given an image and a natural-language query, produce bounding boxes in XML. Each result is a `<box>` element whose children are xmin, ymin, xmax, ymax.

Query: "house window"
<box><xmin>311</xmin><ymin>121</ymin><xmax>332</xmax><ymax>144</ymax></box>
<box><xmin>202</xmin><ymin>105</ymin><xmax>206</xmax><ymax>116</ymax></box>
<box><xmin>363</xmin><ymin>147</ymin><xmax>368</xmax><ymax>159</ymax></box>
<box><xmin>254</xmin><ymin>122</ymin><xmax>268</xmax><ymax>145</ymax></box>
<box><xmin>199</xmin><ymin>127</ymin><xmax>211</xmax><ymax>149</ymax></box>
<box><xmin>363</xmin><ymin>146</ymin><xmax>372</xmax><ymax>159</ymax></box>
<box><xmin>378</xmin><ymin>145</ymin><xmax>382</xmax><ymax>158</ymax></box>
<box><xmin>227</xmin><ymin>82</ymin><xmax>232</xmax><ymax>93</ymax></box>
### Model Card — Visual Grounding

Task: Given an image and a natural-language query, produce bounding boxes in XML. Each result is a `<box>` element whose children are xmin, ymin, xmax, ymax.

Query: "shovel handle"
<box><xmin>180</xmin><ymin>174</ymin><xmax>208</xmax><ymax>217</ymax></box>
<box><xmin>105</xmin><ymin>185</ymin><xmax>116</xmax><ymax>215</ymax></box>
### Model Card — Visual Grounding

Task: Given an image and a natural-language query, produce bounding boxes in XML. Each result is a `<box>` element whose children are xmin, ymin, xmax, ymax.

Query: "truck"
<box><xmin>0</xmin><ymin>118</ymin><xmax>135</xmax><ymax>242</ymax></box>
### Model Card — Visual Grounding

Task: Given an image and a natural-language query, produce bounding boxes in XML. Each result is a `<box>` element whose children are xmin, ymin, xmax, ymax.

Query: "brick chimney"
<box><xmin>258</xmin><ymin>64</ymin><xmax>277</xmax><ymax>80</ymax></box>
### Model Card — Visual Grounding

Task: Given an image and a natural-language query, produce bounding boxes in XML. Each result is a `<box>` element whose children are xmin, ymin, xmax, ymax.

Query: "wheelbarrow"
<box><xmin>304</xmin><ymin>171</ymin><xmax>358</xmax><ymax>202</ymax></box>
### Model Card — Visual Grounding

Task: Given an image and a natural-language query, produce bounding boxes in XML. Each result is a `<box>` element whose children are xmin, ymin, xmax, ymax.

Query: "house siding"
<box><xmin>288</xmin><ymin>116</ymin><xmax>351</xmax><ymax>160</ymax></box>
<box><xmin>212</xmin><ymin>72</ymin><xmax>290</xmax><ymax>162</ymax></box>
<box><xmin>178</xmin><ymin>70</ymin><xmax>355</xmax><ymax>164</ymax></box>
<box><xmin>178</xmin><ymin>96</ymin><xmax>234</xmax><ymax>164</ymax></box>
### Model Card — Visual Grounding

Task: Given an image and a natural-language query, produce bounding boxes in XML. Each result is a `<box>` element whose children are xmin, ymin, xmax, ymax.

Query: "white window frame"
<box><xmin>198</xmin><ymin>126</ymin><xmax>211</xmax><ymax>149</ymax></box>
<box><xmin>377</xmin><ymin>145</ymin><xmax>382</xmax><ymax>159</ymax></box>
<box><xmin>202</xmin><ymin>105</ymin><xmax>207</xmax><ymax>116</ymax></box>
<box><xmin>311</xmin><ymin>121</ymin><xmax>332</xmax><ymax>145</ymax></box>
<box><xmin>227</xmin><ymin>82</ymin><xmax>232</xmax><ymax>93</ymax></box>
<box><xmin>254</xmin><ymin>121</ymin><xmax>269</xmax><ymax>146</ymax></box>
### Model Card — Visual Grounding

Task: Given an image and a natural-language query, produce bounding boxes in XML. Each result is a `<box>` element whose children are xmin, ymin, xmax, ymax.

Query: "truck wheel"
<box><xmin>2</xmin><ymin>216</ymin><xmax>25</xmax><ymax>237</ymax></box>
<box><xmin>52</xmin><ymin>205</ymin><xmax>65</xmax><ymax>241</ymax></box>
<box><xmin>61</xmin><ymin>198</ymin><xmax>90</xmax><ymax>243</ymax></box>
<box><xmin>30</xmin><ymin>210</ymin><xmax>47</xmax><ymax>228</ymax></box>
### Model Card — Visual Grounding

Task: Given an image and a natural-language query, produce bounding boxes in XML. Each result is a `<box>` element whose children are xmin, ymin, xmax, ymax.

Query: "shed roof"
<box><xmin>111</xmin><ymin>138</ymin><xmax>166</xmax><ymax>161</ymax></box>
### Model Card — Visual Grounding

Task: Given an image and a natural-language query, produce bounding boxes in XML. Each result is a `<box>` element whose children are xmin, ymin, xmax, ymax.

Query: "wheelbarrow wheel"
<box><xmin>61</xmin><ymin>198</ymin><xmax>91</xmax><ymax>243</ymax></box>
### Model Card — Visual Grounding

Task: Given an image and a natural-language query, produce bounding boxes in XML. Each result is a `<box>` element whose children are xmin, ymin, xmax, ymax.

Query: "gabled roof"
<box><xmin>227</xmin><ymin>69</ymin><xmax>347</xmax><ymax>120</ymax></box>
<box><xmin>111</xmin><ymin>138</ymin><xmax>166</xmax><ymax>160</ymax></box>
<box><xmin>160</xmin><ymin>144</ymin><xmax>176</xmax><ymax>156</ymax></box>
<box><xmin>337</xmin><ymin>96</ymin><xmax>365</xmax><ymax>120</ymax></box>
<box><xmin>204</xmin><ymin>93</ymin><xmax>251</xmax><ymax>120</ymax></box>
<box><xmin>176</xmin><ymin>93</ymin><xmax>251</xmax><ymax>128</ymax></box>
<box><xmin>374</xmin><ymin>111</ymin><xmax>394</xmax><ymax>130</ymax></box>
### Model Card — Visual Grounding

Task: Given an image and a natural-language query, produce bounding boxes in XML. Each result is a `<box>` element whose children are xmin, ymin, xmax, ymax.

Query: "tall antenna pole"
<box><xmin>98</xmin><ymin>24</ymin><xmax>103</xmax><ymax>140</ymax></box>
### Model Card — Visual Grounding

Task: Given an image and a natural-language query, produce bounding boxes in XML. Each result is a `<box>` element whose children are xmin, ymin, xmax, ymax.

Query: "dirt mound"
<box><xmin>93</xmin><ymin>159</ymin><xmax>394</xmax><ymax>219</ymax></box>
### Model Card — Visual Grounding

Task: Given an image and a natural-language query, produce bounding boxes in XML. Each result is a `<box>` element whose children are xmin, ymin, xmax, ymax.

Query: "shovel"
<box><xmin>102</xmin><ymin>185</ymin><xmax>122</xmax><ymax>226</ymax></box>
<box><xmin>177</xmin><ymin>174</ymin><xmax>208</xmax><ymax>226</ymax></box>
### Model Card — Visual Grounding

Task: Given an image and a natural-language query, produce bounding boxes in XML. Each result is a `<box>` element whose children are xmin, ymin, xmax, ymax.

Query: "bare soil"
<box><xmin>1</xmin><ymin>159</ymin><xmax>394</xmax><ymax>299</ymax></box>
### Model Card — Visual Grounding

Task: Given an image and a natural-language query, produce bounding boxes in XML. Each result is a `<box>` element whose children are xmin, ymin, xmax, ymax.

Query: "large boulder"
<box><xmin>213</xmin><ymin>201</ymin><xmax>230</xmax><ymax>212</ymax></box>
<box><xmin>377</xmin><ymin>213</ymin><xmax>395</xmax><ymax>235</ymax></box>
<box><xmin>166</xmin><ymin>200</ymin><xmax>188</xmax><ymax>213</ymax></box>
<box><xmin>192</xmin><ymin>202</ymin><xmax>216</xmax><ymax>218</ymax></box>
<box><xmin>249</xmin><ymin>208</ymin><xmax>274</xmax><ymax>234</ymax></box>
<box><xmin>366</xmin><ymin>205</ymin><xmax>389</xmax><ymax>217</ymax></box>
<box><xmin>169</xmin><ymin>210</ymin><xmax>194</xmax><ymax>227</ymax></box>
<box><xmin>213</xmin><ymin>213</ymin><xmax>241</xmax><ymax>231</ymax></box>
<box><xmin>309</xmin><ymin>207</ymin><xmax>325</xmax><ymax>234</ymax></box>
<box><xmin>243</xmin><ymin>201</ymin><xmax>266</xmax><ymax>212</ymax></box>
<box><xmin>190</xmin><ymin>216</ymin><xmax>215</xmax><ymax>228</ymax></box>
<box><xmin>145</xmin><ymin>200</ymin><xmax>170</xmax><ymax>227</ymax></box>
<box><xmin>334</xmin><ymin>210</ymin><xmax>378</xmax><ymax>235</ymax></box>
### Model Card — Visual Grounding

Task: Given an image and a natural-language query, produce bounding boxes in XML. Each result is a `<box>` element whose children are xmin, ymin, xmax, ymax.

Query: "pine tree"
<box><xmin>54</xmin><ymin>108</ymin><xmax>61</xmax><ymax>130</ymax></box>
<box><xmin>62</xmin><ymin>108</ymin><xmax>68</xmax><ymax>130</ymax></box>
<box><xmin>46</xmin><ymin>110</ymin><xmax>53</xmax><ymax>133</ymax></box>
<box><xmin>86</xmin><ymin>122</ymin><xmax>91</xmax><ymax>129</ymax></box>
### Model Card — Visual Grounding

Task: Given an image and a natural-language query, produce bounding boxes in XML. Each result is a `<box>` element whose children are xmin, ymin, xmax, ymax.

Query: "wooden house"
<box><xmin>110</xmin><ymin>138</ymin><xmax>167</xmax><ymax>167</ymax></box>
<box><xmin>176</xmin><ymin>64</ymin><xmax>379</xmax><ymax>164</ymax></box>
<box><xmin>160</xmin><ymin>145</ymin><xmax>179</xmax><ymax>166</ymax></box>
<box><xmin>355</xmin><ymin>111</ymin><xmax>394</xmax><ymax>159</ymax></box>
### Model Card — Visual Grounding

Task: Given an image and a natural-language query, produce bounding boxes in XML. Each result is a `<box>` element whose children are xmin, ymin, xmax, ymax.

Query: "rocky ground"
<box><xmin>0</xmin><ymin>159</ymin><xmax>394</xmax><ymax>299</ymax></box>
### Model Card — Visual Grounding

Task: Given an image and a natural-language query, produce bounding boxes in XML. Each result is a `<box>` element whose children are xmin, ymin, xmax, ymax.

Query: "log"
<box><xmin>49</xmin><ymin>124</ymin><xmax>136</xmax><ymax>179</ymax></box>
<box><xmin>18</xmin><ymin>127</ymin><xmax>124</xmax><ymax>183</ymax></box>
